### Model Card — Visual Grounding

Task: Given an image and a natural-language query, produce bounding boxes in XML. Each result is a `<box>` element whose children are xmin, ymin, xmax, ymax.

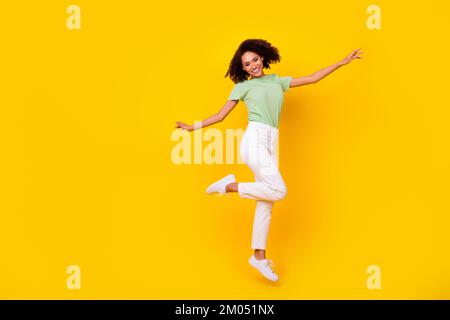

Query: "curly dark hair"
<box><xmin>225</xmin><ymin>39</ymin><xmax>281</xmax><ymax>83</ymax></box>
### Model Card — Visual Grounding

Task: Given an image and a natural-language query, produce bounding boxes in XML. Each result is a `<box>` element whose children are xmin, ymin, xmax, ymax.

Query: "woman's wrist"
<box><xmin>191</xmin><ymin>122</ymin><xmax>202</xmax><ymax>131</ymax></box>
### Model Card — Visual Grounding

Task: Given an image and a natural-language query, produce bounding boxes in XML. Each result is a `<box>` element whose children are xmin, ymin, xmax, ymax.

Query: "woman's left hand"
<box><xmin>340</xmin><ymin>48</ymin><xmax>363</xmax><ymax>65</ymax></box>
<box><xmin>175</xmin><ymin>121</ymin><xmax>193</xmax><ymax>131</ymax></box>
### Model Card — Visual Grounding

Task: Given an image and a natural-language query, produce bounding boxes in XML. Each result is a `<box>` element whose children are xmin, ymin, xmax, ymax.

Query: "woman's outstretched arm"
<box><xmin>175</xmin><ymin>99</ymin><xmax>239</xmax><ymax>132</ymax></box>
<box><xmin>290</xmin><ymin>48</ymin><xmax>363</xmax><ymax>87</ymax></box>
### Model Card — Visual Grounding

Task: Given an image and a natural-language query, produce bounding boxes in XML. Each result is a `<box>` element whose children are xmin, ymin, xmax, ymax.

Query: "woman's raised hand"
<box><xmin>175</xmin><ymin>121</ymin><xmax>193</xmax><ymax>131</ymax></box>
<box><xmin>341</xmin><ymin>48</ymin><xmax>363</xmax><ymax>65</ymax></box>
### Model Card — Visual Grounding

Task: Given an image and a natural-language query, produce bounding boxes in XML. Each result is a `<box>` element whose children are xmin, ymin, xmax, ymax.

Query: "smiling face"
<box><xmin>241</xmin><ymin>51</ymin><xmax>265</xmax><ymax>78</ymax></box>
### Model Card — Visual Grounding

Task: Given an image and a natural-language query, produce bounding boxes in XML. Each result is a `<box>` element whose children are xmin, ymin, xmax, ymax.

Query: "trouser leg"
<box><xmin>251</xmin><ymin>200</ymin><xmax>274</xmax><ymax>250</ymax></box>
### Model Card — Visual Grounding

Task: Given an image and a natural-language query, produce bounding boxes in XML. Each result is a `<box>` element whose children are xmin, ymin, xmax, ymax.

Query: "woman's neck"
<box><xmin>250</xmin><ymin>72</ymin><xmax>266</xmax><ymax>80</ymax></box>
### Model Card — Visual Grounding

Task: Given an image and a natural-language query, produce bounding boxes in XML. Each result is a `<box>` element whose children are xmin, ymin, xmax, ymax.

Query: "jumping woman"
<box><xmin>175</xmin><ymin>39</ymin><xmax>363</xmax><ymax>282</ymax></box>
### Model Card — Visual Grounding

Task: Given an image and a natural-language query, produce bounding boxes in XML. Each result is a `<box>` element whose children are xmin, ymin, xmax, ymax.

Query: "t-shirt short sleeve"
<box><xmin>278</xmin><ymin>75</ymin><xmax>293</xmax><ymax>92</ymax></box>
<box><xmin>228</xmin><ymin>83</ymin><xmax>247</xmax><ymax>101</ymax></box>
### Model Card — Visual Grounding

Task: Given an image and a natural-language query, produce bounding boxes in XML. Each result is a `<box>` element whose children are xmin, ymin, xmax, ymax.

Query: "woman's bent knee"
<box><xmin>274</xmin><ymin>188</ymin><xmax>287</xmax><ymax>201</ymax></box>
<box><xmin>266</xmin><ymin>185</ymin><xmax>287</xmax><ymax>201</ymax></box>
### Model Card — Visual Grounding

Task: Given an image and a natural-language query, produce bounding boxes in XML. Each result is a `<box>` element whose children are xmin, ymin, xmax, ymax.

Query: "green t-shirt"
<box><xmin>228</xmin><ymin>73</ymin><xmax>292</xmax><ymax>128</ymax></box>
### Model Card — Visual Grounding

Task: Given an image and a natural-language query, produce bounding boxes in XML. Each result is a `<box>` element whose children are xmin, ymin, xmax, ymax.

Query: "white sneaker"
<box><xmin>206</xmin><ymin>174</ymin><xmax>236</xmax><ymax>195</ymax></box>
<box><xmin>248</xmin><ymin>254</ymin><xmax>279</xmax><ymax>282</ymax></box>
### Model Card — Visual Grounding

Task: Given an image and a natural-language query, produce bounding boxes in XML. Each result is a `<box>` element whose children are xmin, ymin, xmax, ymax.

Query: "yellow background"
<box><xmin>1</xmin><ymin>0</ymin><xmax>449</xmax><ymax>299</ymax></box>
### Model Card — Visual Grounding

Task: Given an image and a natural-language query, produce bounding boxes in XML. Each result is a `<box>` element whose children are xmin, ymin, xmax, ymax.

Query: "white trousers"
<box><xmin>238</xmin><ymin>121</ymin><xmax>287</xmax><ymax>250</ymax></box>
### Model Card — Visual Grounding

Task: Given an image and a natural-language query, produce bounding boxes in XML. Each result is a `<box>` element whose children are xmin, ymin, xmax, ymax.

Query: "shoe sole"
<box><xmin>206</xmin><ymin>175</ymin><xmax>235</xmax><ymax>194</ymax></box>
<box><xmin>248</xmin><ymin>258</ymin><xmax>279</xmax><ymax>282</ymax></box>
